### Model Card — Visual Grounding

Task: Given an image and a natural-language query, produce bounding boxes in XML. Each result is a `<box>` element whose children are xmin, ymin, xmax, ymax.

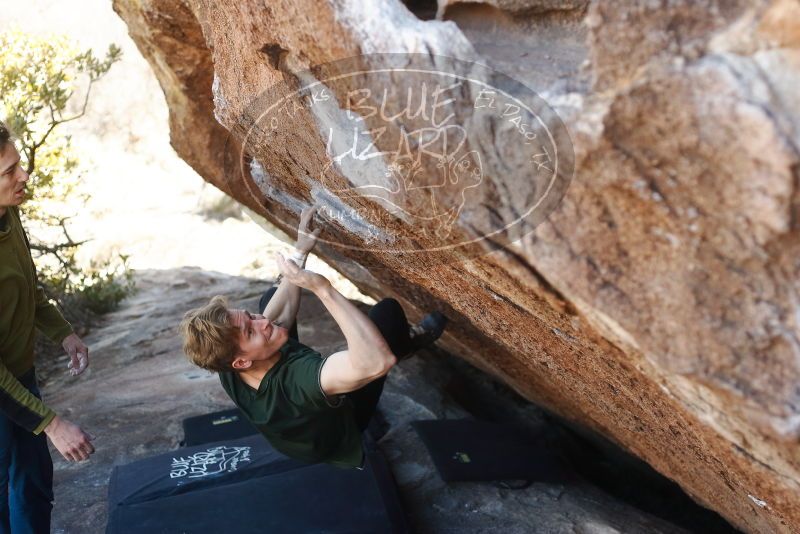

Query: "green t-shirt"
<box><xmin>219</xmin><ymin>338</ymin><xmax>364</xmax><ymax>469</ymax></box>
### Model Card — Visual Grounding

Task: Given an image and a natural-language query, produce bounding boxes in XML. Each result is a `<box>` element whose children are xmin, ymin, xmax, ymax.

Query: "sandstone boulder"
<box><xmin>113</xmin><ymin>0</ymin><xmax>800</xmax><ymax>531</ymax></box>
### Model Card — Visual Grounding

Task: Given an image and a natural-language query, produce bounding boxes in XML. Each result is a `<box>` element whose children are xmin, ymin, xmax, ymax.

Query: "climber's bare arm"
<box><xmin>262</xmin><ymin>273</ymin><xmax>302</xmax><ymax>329</ymax></box>
<box><xmin>275</xmin><ymin>256</ymin><xmax>396</xmax><ymax>395</ymax></box>
<box><xmin>262</xmin><ymin>205</ymin><xmax>321</xmax><ymax>328</ymax></box>
<box><xmin>316</xmin><ymin>284</ymin><xmax>396</xmax><ymax>395</ymax></box>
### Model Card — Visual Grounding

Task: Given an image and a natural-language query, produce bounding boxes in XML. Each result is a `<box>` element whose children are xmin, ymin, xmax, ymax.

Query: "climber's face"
<box><xmin>0</xmin><ymin>144</ymin><xmax>29</xmax><ymax>216</ymax></box>
<box><xmin>228</xmin><ymin>309</ymin><xmax>289</xmax><ymax>370</ymax></box>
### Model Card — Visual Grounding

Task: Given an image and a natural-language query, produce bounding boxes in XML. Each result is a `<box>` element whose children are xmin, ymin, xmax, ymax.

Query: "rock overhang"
<box><xmin>113</xmin><ymin>0</ymin><xmax>800</xmax><ymax>531</ymax></box>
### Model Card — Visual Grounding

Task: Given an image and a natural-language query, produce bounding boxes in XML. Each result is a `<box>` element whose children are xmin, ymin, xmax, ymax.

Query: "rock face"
<box><xmin>112</xmin><ymin>1</ymin><xmax>800</xmax><ymax>531</ymax></box>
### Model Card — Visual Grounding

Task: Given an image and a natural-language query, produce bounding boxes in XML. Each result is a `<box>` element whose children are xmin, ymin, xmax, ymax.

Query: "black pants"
<box><xmin>259</xmin><ymin>289</ymin><xmax>412</xmax><ymax>432</ymax></box>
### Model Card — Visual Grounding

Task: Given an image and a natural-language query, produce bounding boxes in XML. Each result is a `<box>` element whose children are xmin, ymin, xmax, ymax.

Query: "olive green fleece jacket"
<box><xmin>0</xmin><ymin>207</ymin><xmax>73</xmax><ymax>434</ymax></box>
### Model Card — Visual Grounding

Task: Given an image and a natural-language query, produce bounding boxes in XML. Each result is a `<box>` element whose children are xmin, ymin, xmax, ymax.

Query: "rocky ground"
<box><xmin>38</xmin><ymin>268</ymin><xmax>727</xmax><ymax>533</ymax></box>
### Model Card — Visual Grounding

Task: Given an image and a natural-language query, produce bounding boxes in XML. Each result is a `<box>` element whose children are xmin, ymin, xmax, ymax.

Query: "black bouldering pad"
<box><xmin>181</xmin><ymin>408</ymin><xmax>259</xmax><ymax>447</ymax></box>
<box><xmin>106</xmin><ymin>435</ymin><xmax>408</xmax><ymax>533</ymax></box>
<box><xmin>412</xmin><ymin>418</ymin><xmax>566</xmax><ymax>483</ymax></box>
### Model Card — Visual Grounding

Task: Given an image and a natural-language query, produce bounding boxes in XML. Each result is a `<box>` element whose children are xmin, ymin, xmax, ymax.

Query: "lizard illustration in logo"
<box><xmin>321</xmin><ymin>123</ymin><xmax>483</xmax><ymax>240</ymax></box>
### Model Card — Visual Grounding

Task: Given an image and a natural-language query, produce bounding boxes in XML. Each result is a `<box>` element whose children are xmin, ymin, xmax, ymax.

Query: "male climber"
<box><xmin>180</xmin><ymin>205</ymin><xmax>446</xmax><ymax>468</ymax></box>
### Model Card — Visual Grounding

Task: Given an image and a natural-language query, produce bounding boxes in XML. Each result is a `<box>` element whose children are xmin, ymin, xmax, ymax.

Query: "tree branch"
<box><xmin>28</xmin><ymin>80</ymin><xmax>96</xmax><ymax>168</ymax></box>
<box><xmin>29</xmin><ymin>239</ymin><xmax>90</xmax><ymax>255</ymax></box>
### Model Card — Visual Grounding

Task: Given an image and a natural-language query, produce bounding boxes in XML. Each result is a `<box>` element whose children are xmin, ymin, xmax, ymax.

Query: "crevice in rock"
<box><xmin>483</xmin><ymin>233</ymin><xmax>578</xmax><ymax>316</ymax></box>
<box><xmin>400</xmin><ymin>0</ymin><xmax>439</xmax><ymax>21</ymax></box>
<box><xmin>258</xmin><ymin>42</ymin><xmax>290</xmax><ymax>71</ymax></box>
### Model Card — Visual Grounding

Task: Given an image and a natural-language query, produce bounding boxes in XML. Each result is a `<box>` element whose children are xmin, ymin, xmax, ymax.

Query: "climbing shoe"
<box><xmin>409</xmin><ymin>311</ymin><xmax>448</xmax><ymax>351</ymax></box>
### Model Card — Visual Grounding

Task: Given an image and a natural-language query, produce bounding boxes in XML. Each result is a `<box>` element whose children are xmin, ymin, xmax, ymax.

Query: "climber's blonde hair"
<box><xmin>180</xmin><ymin>296</ymin><xmax>240</xmax><ymax>373</ymax></box>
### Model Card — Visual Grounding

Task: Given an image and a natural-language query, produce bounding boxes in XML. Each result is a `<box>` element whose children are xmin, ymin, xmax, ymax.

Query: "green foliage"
<box><xmin>65</xmin><ymin>255</ymin><xmax>136</xmax><ymax>316</ymax></box>
<box><xmin>0</xmin><ymin>31</ymin><xmax>133</xmax><ymax>320</ymax></box>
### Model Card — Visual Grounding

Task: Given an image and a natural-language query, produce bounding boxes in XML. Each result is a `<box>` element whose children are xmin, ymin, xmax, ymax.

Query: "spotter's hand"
<box><xmin>62</xmin><ymin>333</ymin><xmax>89</xmax><ymax>376</ymax></box>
